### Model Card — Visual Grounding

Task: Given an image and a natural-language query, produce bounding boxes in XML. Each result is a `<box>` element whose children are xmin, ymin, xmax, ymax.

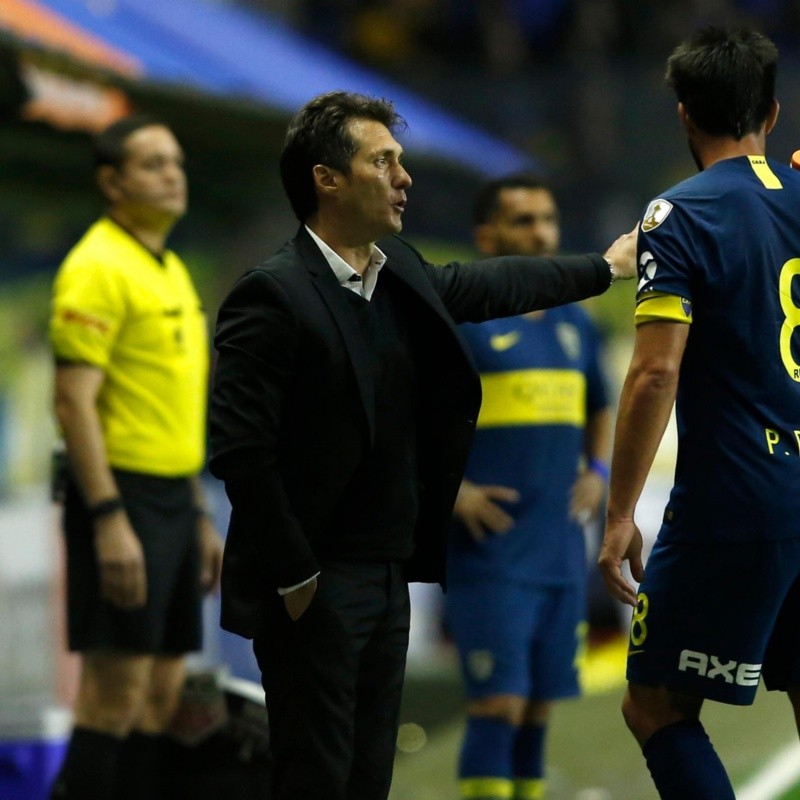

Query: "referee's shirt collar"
<box><xmin>305</xmin><ymin>225</ymin><xmax>386</xmax><ymax>300</ymax></box>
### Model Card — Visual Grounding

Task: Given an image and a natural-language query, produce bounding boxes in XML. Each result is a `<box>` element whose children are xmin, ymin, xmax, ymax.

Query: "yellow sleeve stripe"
<box><xmin>748</xmin><ymin>155</ymin><xmax>782</xmax><ymax>189</ymax></box>
<box><xmin>635</xmin><ymin>293</ymin><xmax>692</xmax><ymax>326</ymax></box>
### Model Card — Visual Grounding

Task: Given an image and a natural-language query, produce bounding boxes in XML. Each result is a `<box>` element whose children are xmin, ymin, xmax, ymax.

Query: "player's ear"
<box><xmin>474</xmin><ymin>224</ymin><xmax>497</xmax><ymax>257</ymax></box>
<box><xmin>764</xmin><ymin>98</ymin><xmax>779</xmax><ymax>135</ymax></box>
<box><xmin>677</xmin><ymin>102</ymin><xmax>700</xmax><ymax>137</ymax></box>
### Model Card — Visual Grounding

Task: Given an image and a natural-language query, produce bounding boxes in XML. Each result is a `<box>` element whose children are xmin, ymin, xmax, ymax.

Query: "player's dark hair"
<box><xmin>666</xmin><ymin>26</ymin><xmax>777</xmax><ymax>140</ymax></box>
<box><xmin>472</xmin><ymin>174</ymin><xmax>554</xmax><ymax>226</ymax></box>
<box><xmin>93</xmin><ymin>113</ymin><xmax>167</xmax><ymax>170</ymax></box>
<box><xmin>280</xmin><ymin>91</ymin><xmax>406</xmax><ymax>222</ymax></box>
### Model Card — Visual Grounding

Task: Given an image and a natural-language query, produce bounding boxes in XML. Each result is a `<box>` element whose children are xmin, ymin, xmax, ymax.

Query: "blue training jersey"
<box><xmin>447</xmin><ymin>305</ymin><xmax>608</xmax><ymax>586</ymax></box>
<box><xmin>636</xmin><ymin>155</ymin><xmax>800</xmax><ymax>542</ymax></box>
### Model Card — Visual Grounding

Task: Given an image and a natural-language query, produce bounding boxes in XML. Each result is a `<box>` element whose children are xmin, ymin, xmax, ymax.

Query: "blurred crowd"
<box><xmin>249</xmin><ymin>0</ymin><xmax>800</xmax><ymax>70</ymax></box>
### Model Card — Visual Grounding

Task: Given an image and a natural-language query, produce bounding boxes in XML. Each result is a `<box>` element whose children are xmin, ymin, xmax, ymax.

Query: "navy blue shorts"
<box><xmin>445</xmin><ymin>578</ymin><xmax>586</xmax><ymax>701</ymax></box>
<box><xmin>63</xmin><ymin>469</ymin><xmax>202</xmax><ymax>655</ymax></box>
<box><xmin>627</xmin><ymin>536</ymin><xmax>800</xmax><ymax>705</ymax></box>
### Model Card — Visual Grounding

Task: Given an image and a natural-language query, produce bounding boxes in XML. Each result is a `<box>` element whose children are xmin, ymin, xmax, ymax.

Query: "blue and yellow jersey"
<box><xmin>50</xmin><ymin>218</ymin><xmax>209</xmax><ymax>477</ymax></box>
<box><xmin>448</xmin><ymin>305</ymin><xmax>608</xmax><ymax>586</ymax></box>
<box><xmin>636</xmin><ymin>155</ymin><xmax>800</xmax><ymax>542</ymax></box>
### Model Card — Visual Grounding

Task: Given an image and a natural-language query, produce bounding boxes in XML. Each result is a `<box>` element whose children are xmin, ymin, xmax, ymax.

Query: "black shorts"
<box><xmin>63</xmin><ymin>469</ymin><xmax>202</xmax><ymax>655</ymax></box>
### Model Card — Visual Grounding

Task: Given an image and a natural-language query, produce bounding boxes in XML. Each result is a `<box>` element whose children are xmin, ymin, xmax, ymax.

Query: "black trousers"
<box><xmin>253</xmin><ymin>561</ymin><xmax>410</xmax><ymax>800</ymax></box>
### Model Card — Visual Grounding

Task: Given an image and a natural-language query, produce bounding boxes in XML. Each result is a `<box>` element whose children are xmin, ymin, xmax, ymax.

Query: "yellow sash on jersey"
<box><xmin>477</xmin><ymin>369</ymin><xmax>586</xmax><ymax>428</ymax></box>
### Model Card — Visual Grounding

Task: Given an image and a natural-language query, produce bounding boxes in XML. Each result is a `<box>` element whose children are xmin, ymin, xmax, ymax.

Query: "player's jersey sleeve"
<box><xmin>50</xmin><ymin>257</ymin><xmax>125</xmax><ymax>368</ymax></box>
<box><xmin>635</xmin><ymin>196</ymin><xmax>695</xmax><ymax>327</ymax></box>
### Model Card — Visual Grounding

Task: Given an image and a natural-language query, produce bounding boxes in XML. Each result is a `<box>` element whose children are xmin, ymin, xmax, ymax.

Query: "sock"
<box><xmin>117</xmin><ymin>731</ymin><xmax>166</xmax><ymax>800</ymax></box>
<box><xmin>50</xmin><ymin>726</ymin><xmax>123</xmax><ymax>800</ymax></box>
<box><xmin>458</xmin><ymin>716</ymin><xmax>517</xmax><ymax>799</ymax></box>
<box><xmin>512</xmin><ymin>724</ymin><xmax>546</xmax><ymax>799</ymax></box>
<box><xmin>642</xmin><ymin>719</ymin><xmax>735</xmax><ymax>800</ymax></box>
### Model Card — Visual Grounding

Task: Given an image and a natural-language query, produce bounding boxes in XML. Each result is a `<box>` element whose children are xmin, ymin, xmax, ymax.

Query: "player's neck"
<box><xmin>694</xmin><ymin>132</ymin><xmax>766</xmax><ymax>170</ymax></box>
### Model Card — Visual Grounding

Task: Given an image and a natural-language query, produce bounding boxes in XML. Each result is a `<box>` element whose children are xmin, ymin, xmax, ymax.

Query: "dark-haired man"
<box><xmin>49</xmin><ymin>115</ymin><xmax>223</xmax><ymax>800</ymax></box>
<box><xmin>210</xmin><ymin>90</ymin><xmax>637</xmax><ymax>800</ymax></box>
<box><xmin>445</xmin><ymin>175</ymin><xmax>611</xmax><ymax>800</ymax></box>
<box><xmin>598</xmin><ymin>27</ymin><xmax>800</xmax><ymax>799</ymax></box>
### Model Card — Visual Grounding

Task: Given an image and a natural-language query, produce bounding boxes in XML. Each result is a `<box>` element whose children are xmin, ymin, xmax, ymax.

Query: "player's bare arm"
<box><xmin>570</xmin><ymin>406</ymin><xmax>612</xmax><ymax>523</ymax></box>
<box><xmin>599</xmin><ymin>320</ymin><xmax>688</xmax><ymax>605</ymax></box>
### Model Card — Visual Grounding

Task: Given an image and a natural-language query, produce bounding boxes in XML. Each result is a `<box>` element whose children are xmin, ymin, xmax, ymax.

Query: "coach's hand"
<box><xmin>198</xmin><ymin>515</ymin><xmax>223</xmax><ymax>594</ymax></box>
<box><xmin>94</xmin><ymin>513</ymin><xmax>147</xmax><ymax>609</ymax></box>
<box><xmin>603</xmin><ymin>224</ymin><xmax>639</xmax><ymax>281</ymax></box>
<box><xmin>284</xmin><ymin>576</ymin><xmax>317</xmax><ymax>621</ymax></box>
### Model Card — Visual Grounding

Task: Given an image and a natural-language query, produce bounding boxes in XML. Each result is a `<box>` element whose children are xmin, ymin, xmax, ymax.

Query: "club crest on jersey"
<box><xmin>642</xmin><ymin>199</ymin><xmax>673</xmax><ymax>232</ymax></box>
<box><xmin>681</xmin><ymin>298</ymin><xmax>692</xmax><ymax>318</ymax></box>
<box><xmin>467</xmin><ymin>650</ymin><xmax>495</xmax><ymax>682</ymax></box>
<box><xmin>556</xmin><ymin>322</ymin><xmax>581</xmax><ymax>361</ymax></box>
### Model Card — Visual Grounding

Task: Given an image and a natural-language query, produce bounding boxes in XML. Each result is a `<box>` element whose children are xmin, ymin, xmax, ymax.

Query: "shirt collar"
<box><xmin>305</xmin><ymin>225</ymin><xmax>386</xmax><ymax>300</ymax></box>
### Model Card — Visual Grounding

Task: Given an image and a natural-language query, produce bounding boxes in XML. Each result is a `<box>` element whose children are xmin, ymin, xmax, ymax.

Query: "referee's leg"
<box><xmin>52</xmin><ymin>651</ymin><xmax>154</xmax><ymax>800</ymax></box>
<box><xmin>118</xmin><ymin>655</ymin><xmax>186</xmax><ymax>800</ymax></box>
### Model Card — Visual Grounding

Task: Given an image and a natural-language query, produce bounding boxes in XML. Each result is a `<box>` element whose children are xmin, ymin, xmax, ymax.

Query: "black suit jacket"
<box><xmin>209</xmin><ymin>227</ymin><xmax>611</xmax><ymax>638</ymax></box>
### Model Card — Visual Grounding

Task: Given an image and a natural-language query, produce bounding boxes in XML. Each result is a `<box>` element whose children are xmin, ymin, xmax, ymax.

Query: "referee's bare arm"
<box><xmin>54</xmin><ymin>362</ymin><xmax>146</xmax><ymax>609</ymax></box>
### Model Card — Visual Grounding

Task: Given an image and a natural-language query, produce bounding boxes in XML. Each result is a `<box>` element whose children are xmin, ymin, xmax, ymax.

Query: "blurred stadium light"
<box><xmin>0</xmin><ymin>0</ymin><xmax>539</xmax><ymax>176</ymax></box>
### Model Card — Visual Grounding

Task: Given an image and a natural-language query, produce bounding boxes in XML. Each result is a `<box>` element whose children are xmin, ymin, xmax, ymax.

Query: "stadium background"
<box><xmin>1</xmin><ymin>1</ymin><xmax>800</xmax><ymax>798</ymax></box>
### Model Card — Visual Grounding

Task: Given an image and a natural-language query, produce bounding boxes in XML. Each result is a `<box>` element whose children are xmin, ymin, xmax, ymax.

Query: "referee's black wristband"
<box><xmin>87</xmin><ymin>497</ymin><xmax>124</xmax><ymax>520</ymax></box>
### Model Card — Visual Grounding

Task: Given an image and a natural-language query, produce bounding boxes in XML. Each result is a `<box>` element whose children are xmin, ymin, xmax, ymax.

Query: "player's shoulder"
<box><xmin>458</xmin><ymin>315</ymin><xmax>519</xmax><ymax>346</ymax></box>
<box><xmin>556</xmin><ymin>302</ymin><xmax>593</xmax><ymax>324</ymax></box>
<box><xmin>640</xmin><ymin>162</ymin><xmax>745</xmax><ymax>235</ymax></box>
<box><xmin>550</xmin><ymin>305</ymin><xmax>600</xmax><ymax>342</ymax></box>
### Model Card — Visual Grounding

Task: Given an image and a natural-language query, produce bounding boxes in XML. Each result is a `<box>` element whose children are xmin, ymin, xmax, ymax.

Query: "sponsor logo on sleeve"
<box><xmin>637</xmin><ymin>251</ymin><xmax>658</xmax><ymax>292</ymax></box>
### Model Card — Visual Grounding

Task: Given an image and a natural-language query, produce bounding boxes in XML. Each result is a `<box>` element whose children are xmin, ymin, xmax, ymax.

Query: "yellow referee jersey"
<box><xmin>50</xmin><ymin>217</ymin><xmax>209</xmax><ymax>476</ymax></box>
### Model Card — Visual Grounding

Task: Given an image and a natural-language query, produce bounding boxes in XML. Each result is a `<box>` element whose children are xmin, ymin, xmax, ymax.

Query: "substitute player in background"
<box><xmin>599</xmin><ymin>26</ymin><xmax>800</xmax><ymax>800</ymax></box>
<box><xmin>446</xmin><ymin>175</ymin><xmax>612</xmax><ymax>800</ymax></box>
<box><xmin>49</xmin><ymin>115</ymin><xmax>222</xmax><ymax>800</ymax></box>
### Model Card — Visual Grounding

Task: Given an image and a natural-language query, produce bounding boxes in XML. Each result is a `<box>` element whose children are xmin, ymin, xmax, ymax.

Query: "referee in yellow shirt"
<box><xmin>48</xmin><ymin>115</ymin><xmax>223</xmax><ymax>800</ymax></box>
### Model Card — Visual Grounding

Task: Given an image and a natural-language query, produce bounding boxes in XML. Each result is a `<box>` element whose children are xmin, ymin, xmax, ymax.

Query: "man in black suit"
<box><xmin>209</xmin><ymin>90</ymin><xmax>636</xmax><ymax>800</ymax></box>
